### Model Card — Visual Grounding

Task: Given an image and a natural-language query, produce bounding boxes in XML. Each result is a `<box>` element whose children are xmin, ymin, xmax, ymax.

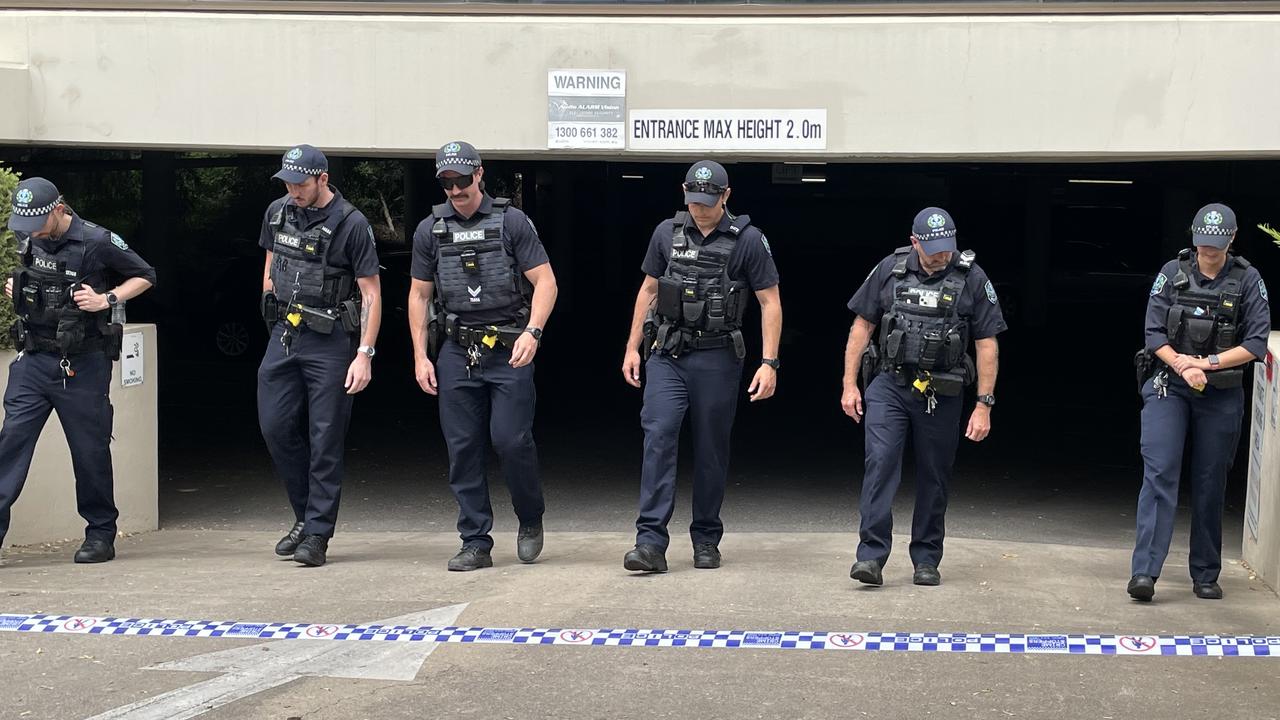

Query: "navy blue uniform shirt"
<box><xmin>410</xmin><ymin>194</ymin><xmax>550</xmax><ymax>326</ymax></box>
<box><xmin>1144</xmin><ymin>254</ymin><xmax>1271</xmax><ymax>361</ymax></box>
<box><xmin>847</xmin><ymin>249</ymin><xmax>1007</xmax><ymax>340</ymax></box>
<box><xmin>258</xmin><ymin>189</ymin><xmax>380</xmax><ymax>279</ymax></box>
<box><xmin>21</xmin><ymin>213</ymin><xmax>157</xmax><ymax>288</ymax></box>
<box><xmin>640</xmin><ymin>211</ymin><xmax>780</xmax><ymax>291</ymax></box>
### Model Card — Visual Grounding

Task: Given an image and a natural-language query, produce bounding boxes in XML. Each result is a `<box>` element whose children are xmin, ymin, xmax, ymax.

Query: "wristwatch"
<box><xmin>106</xmin><ymin>291</ymin><xmax>119</xmax><ymax>307</ymax></box>
<box><xmin>1208</xmin><ymin>354</ymin><xmax>1221</xmax><ymax>370</ymax></box>
<box><xmin>976</xmin><ymin>394</ymin><xmax>996</xmax><ymax>407</ymax></box>
<box><xmin>357</xmin><ymin>345</ymin><xmax>376</xmax><ymax>358</ymax></box>
<box><xmin>525</xmin><ymin>326</ymin><xmax>544</xmax><ymax>341</ymax></box>
<box><xmin>761</xmin><ymin>358</ymin><xmax>780</xmax><ymax>370</ymax></box>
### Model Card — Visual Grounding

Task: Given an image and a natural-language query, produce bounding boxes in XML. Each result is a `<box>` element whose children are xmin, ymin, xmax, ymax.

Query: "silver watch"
<box><xmin>357</xmin><ymin>345</ymin><xmax>376</xmax><ymax>358</ymax></box>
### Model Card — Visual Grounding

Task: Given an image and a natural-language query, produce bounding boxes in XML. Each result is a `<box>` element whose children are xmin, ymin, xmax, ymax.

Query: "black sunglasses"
<box><xmin>439</xmin><ymin>174</ymin><xmax>476</xmax><ymax>191</ymax></box>
<box><xmin>683</xmin><ymin>180</ymin><xmax>726</xmax><ymax>196</ymax></box>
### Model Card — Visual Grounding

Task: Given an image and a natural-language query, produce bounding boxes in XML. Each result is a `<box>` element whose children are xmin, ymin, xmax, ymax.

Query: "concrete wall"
<box><xmin>0</xmin><ymin>324</ymin><xmax>158</xmax><ymax>547</ymax></box>
<box><xmin>0</xmin><ymin>10</ymin><xmax>1278</xmax><ymax>159</ymax></box>
<box><xmin>1243</xmin><ymin>332</ymin><xmax>1280</xmax><ymax>590</ymax></box>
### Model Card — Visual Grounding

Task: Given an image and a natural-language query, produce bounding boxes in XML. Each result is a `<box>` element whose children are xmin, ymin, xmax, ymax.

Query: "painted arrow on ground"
<box><xmin>86</xmin><ymin>603</ymin><xmax>469</xmax><ymax>720</ymax></box>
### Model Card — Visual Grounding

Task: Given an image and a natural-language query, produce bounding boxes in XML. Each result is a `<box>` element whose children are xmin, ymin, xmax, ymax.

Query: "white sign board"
<box><xmin>547</xmin><ymin>69</ymin><xmax>626</xmax><ymax>150</ymax></box>
<box><xmin>121</xmin><ymin>331</ymin><xmax>144</xmax><ymax>388</ymax></box>
<box><xmin>629</xmin><ymin>109</ymin><xmax>828</xmax><ymax>151</ymax></box>
<box><xmin>1246</xmin><ymin>361</ymin><xmax>1267</xmax><ymax>540</ymax></box>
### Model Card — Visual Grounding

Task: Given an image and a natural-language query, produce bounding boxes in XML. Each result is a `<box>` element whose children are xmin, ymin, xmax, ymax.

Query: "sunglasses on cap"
<box><xmin>682</xmin><ymin>180</ymin><xmax>726</xmax><ymax>196</ymax></box>
<box><xmin>439</xmin><ymin>175</ymin><xmax>476</xmax><ymax>191</ymax></box>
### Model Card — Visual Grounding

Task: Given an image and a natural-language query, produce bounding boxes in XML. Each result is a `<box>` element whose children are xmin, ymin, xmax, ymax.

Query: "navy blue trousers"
<box><xmin>857</xmin><ymin>372</ymin><xmax>963</xmax><ymax>569</ymax></box>
<box><xmin>436</xmin><ymin>340</ymin><xmax>543</xmax><ymax>550</ymax></box>
<box><xmin>0</xmin><ymin>351</ymin><xmax>118</xmax><ymax>544</ymax></box>
<box><xmin>636</xmin><ymin>347</ymin><xmax>743</xmax><ymax>550</ymax></box>
<box><xmin>1131</xmin><ymin>375</ymin><xmax>1243</xmax><ymax>584</ymax></box>
<box><xmin>257</xmin><ymin>324</ymin><xmax>355</xmax><ymax>539</ymax></box>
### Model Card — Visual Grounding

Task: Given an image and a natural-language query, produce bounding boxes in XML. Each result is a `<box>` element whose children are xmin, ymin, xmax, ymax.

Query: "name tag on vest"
<box><xmin>906</xmin><ymin>287</ymin><xmax>941</xmax><ymax>308</ymax></box>
<box><xmin>453</xmin><ymin>229</ymin><xmax>486</xmax><ymax>242</ymax></box>
<box><xmin>33</xmin><ymin>257</ymin><xmax>58</xmax><ymax>271</ymax></box>
<box><xmin>275</xmin><ymin>232</ymin><xmax>302</xmax><ymax>249</ymax></box>
<box><xmin>671</xmin><ymin>248</ymin><xmax>699</xmax><ymax>261</ymax></box>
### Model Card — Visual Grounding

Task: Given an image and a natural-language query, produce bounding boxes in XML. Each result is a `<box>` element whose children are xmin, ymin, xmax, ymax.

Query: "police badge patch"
<box><xmin>984</xmin><ymin>280</ymin><xmax>998</xmax><ymax>305</ymax></box>
<box><xmin>760</xmin><ymin>234</ymin><xmax>772</xmax><ymax>256</ymax></box>
<box><xmin>1150</xmin><ymin>273</ymin><xmax>1167</xmax><ymax>296</ymax></box>
<box><xmin>110</xmin><ymin>233</ymin><xmax>129</xmax><ymax>251</ymax></box>
<box><xmin>1260</xmin><ymin>279</ymin><xmax>1270</xmax><ymax>303</ymax></box>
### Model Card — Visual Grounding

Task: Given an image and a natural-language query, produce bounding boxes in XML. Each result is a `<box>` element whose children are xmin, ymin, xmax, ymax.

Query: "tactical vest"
<box><xmin>269</xmin><ymin>198</ymin><xmax>357</xmax><ymax>309</ymax></box>
<box><xmin>1164</xmin><ymin>250</ymin><xmax>1250</xmax><ymax>387</ymax></box>
<box><xmin>878</xmin><ymin>247</ymin><xmax>974</xmax><ymax>374</ymax></box>
<box><xmin>431</xmin><ymin>198</ymin><xmax>530</xmax><ymax>323</ymax></box>
<box><xmin>11</xmin><ymin>228</ymin><xmax>108</xmax><ymax>354</ymax></box>
<box><xmin>653</xmin><ymin>211</ymin><xmax>750</xmax><ymax>343</ymax></box>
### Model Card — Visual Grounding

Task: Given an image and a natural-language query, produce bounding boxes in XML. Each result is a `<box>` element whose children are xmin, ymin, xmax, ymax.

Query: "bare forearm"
<box><xmin>111</xmin><ymin>277</ymin><xmax>152</xmax><ymax>303</ymax></box>
<box><xmin>408</xmin><ymin>294</ymin><xmax>430</xmax><ymax>362</ymax></box>
<box><xmin>843</xmin><ymin>318</ymin><xmax>875</xmax><ymax>389</ymax></box>
<box><xmin>975</xmin><ymin>338</ymin><xmax>999</xmax><ymax>396</ymax></box>
<box><xmin>527</xmin><ymin>278</ymin><xmax>557</xmax><ymax>330</ymax></box>
<box><xmin>760</xmin><ymin>301</ymin><xmax>782</xmax><ymax>359</ymax></box>
<box><xmin>359</xmin><ymin>292</ymin><xmax>381</xmax><ymax>349</ymax></box>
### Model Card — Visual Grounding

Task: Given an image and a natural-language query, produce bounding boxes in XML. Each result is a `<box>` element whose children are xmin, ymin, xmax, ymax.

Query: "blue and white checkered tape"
<box><xmin>1</xmin><ymin>613</ymin><xmax>1276</xmax><ymax>657</ymax></box>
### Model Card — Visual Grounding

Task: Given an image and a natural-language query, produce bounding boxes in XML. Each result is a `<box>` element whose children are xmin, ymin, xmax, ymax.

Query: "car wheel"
<box><xmin>215</xmin><ymin>320</ymin><xmax>251</xmax><ymax>358</ymax></box>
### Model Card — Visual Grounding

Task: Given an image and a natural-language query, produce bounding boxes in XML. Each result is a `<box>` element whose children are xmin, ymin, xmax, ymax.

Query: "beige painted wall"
<box><xmin>0</xmin><ymin>10</ymin><xmax>1278</xmax><ymax>159</ymax></box>
<box><xmin>0</xmin><ymin>324</ymin><xmax>157</xmax><ymax>548</ymax></box>
<box><xmin>1243</xmin><ymin>333</ymin><xmax>1280</xmax><ymax>591</ymax></box>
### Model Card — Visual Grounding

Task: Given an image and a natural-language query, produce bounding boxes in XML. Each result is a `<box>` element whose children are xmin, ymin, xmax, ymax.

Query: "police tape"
<box><xmin>1</xmin><ymin>613</ymin><xmax>1276</xmax><ymax>657</ymax></box>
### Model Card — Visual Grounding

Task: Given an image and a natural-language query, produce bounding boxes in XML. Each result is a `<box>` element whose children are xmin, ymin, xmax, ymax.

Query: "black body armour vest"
<box><xmin>12</xmin><ymin>229</ymin><xmax>109</xmax><ymax>354</ymax></box>
<box><xmin>878</xmin><ymin>247</ymin><xmax>974</xmax><ymax>375</ymax></box>
<box><xmin>269</xmin><ymin>198</ymin><xmax>357</xmax><ymax>309</ymax></box>
<box><xmin>652</xmin><ymin>211</ymin><xmax>751</xmax><ymax>353</ymax></box>
<box><xmin>1163</xmin><ymin>249</ymin><xmax>1250</xmax><ymax>388</ymax></box>
<box><xmin>431</xmin><ymin>198</ymin><xmax>530</xmax><ymax>325</ymax></box>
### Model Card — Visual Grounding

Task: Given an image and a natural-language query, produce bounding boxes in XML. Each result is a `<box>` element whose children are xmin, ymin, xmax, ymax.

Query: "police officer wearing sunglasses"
<box><xmin>621</xmin><ymin>161</ymin><xmax>782</xmax><ymax>573</ymax></box>
<box><xmin>408</xmin><ymin>141</ymin><xmax>558</xmax><ymax>572</ymax></box>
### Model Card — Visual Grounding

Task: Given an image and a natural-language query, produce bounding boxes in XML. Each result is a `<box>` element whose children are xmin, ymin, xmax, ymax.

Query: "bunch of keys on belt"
<box><xmin>59</xmin><ymin>357</ymin><xmax>75</xmax><ymax>389</ymax></box>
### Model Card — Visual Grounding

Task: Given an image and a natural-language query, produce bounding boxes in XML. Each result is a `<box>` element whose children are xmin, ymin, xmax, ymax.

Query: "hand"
<box><xmin>965</xmin><ymin>405</ymin><xmax>992</xmax><ymax>442</ymax></box>
<box><xmin>622</xmin><ymin>349</ymin><xmax>643</xmax><ymax>388</ymax></box>
<box><xmin>415</xmin><ymin>356</ymin><xmax>438</xmax><ymax>395</ymax></box>
<box><xmin>1168</xmin><ymin>354</ymin><xmax>1195</xmax><ymax>375</ymax></box>
<box><xmin>747</xmin><ymin>364</ymin><xmax>776</xmax><ymax>402</ymax></box>
<box><xmin>344</xmin><ymin>354</ymin><xmax>372</xmax><ymax>395</ymax></box>
<box><xmin>3</xmin><ymin>278</ymin><xmax>11</xmax><ymax>299</ymax></box>
<box><xmin>1182</xmin><ymin>367</ymin><xmax>1208</xmax><ymax>390</ymax></box>
<box><xmin>842</xmin><ymin>385</ymin><xmax>864</xmax><ymax>423</ymax></box>
<box><xmin>73</xmin><ymin>286</ymin><xmax>109</xmax><ymax>312</ymax></box>
<box><xmin>509</xmin><ymin>331</ymin><xmax>539</xmax><ymax>368</ymax></box>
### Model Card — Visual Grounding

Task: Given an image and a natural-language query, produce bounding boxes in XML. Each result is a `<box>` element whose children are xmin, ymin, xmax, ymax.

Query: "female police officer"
<box><xmin>1129</xmin><ymin>203</ymin><xmax>1271</xmax><ymax>602</ymax></box>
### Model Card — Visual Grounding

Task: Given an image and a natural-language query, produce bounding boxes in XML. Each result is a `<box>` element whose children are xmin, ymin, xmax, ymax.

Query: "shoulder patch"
<box><xmin>984</xmin><ymin>280</ymin><xmax>998</xmax><ymax>305</ymax></box>
<box><xmin>1150</xmin><ymin>273</ymin><xmax>1167</xmax><ymax>296</ymax></box>
<box><xmin>1260</xmin><ymin>278</ymin><xmax>1269</xmax><ymax>303</ymax></box>
<box><xmin>865</xmin><ymin>264</ymin><xmax>879</xmax><ymax>283</ymax></box>
<box><xmin>366</xmin><ymin>225</ymin><xmax>376</xmax><ymax>245</ymax></box>
<box><xmin>110</xmin><ymin>233</ymin><xmax>129</xmax><ymax>251</ymax></box>
<box><xmin>526</xmin><ymin>216</ymin><xmax>538</xmax><ymax>235</ymax></box>
<box><xmin>760</xmin><ymin>234</ymin><xmax>771</xmax><ymax>256</ymax></box>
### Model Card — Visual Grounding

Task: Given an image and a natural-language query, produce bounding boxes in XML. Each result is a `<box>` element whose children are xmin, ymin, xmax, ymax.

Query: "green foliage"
<box><xmin>0</xmin><ymin>162</ymin><xmax>19</xmax><ymax>350</ymax></box>
<box><xmin>1259</xmin><ymin>223</ymin><xmax>1280</xmax><ymax>249</ymax></box>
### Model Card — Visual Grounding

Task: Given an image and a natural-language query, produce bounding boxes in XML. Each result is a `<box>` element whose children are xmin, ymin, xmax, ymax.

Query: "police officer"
<box><xmin>620</xmin><ymin>161</ymin><xmax>782</xmax><ymax>573</ymax></box>
<box><xmin>1</xmin><ymin>177</ymin><xmax>156</xmax><ymax>563</ymax></box>
<box><xmin>407</xmin><ymin>141</ymin><xmax>558</xmax><ymax>572</ymax></box>
<box><xmin>841</xmin><ymin>207</ymin><xmax>1004</xmax><ymax>587</ymax></box>
<box><xmin>1128</xmin><ymin>203</ymin><xmax>1270</xmax><ymax>602</ymax></box>
<box><xmin>258</xmin><ymin>145</ymin><xmax>382</xmax><ymax>568</ymax></box>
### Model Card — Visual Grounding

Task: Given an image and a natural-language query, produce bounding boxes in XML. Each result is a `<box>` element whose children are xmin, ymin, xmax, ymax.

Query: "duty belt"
<box><xmin>449</xmin><ymin>324</ymin><xmax>524</xmax><ymax>350</ymax></box>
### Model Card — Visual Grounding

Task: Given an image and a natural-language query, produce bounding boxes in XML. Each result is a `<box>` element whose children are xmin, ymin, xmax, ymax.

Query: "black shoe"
<box><xmin>693</xmin><ymin>543</ymin><xmax>721</xmax><ymax>569</ymax></box>
<box><xmin>517</xmin><ymin>524</ymin><xmax>544</xmax><ymax>564</ymax></box>
<box><xmin>275</xmin><ymin>521</ymin><xmax>305</xmax><ymax>557</ymax></box>
<box><xmin>913</xmin><ymin>564</ymin><xmax>941</xmax><ymax>586</ymax></box>
<box><xmin>623</xmin><ymin>544</ymin><xmax>668</xmax><ymax>573</ymax></box>
<box><xmin>293</xmin><ymin>535</ymin><xmax>328</xmax><ymax>567</ymax></box>
<box><xmin>850</xmin><ymin>559</ymin><xmax>883</xmax><ymax>586</ymax></box>
<box><xmin>1127</xmin><ymin>574</ymin><xmax>1156</xmax><ymax>602</ymax></box>
<box><xmin>74</xmin><ymin>538</ymin><xmax>115</xmax><ymax>564</ymax></box>
<box><xmin>448</xmin><ymin>546</ymin><xmax>493</xmax><ymax>572</ymax></box>
<box><xmin>1193</xmin><ymin>582</ymin><xmax>1223</xmax><ymax>600</ymax></box>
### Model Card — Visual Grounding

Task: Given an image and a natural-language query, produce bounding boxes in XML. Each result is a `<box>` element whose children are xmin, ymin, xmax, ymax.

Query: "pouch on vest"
<box><xmin>339</xmin><ymin>299</ymin><xmax>360</xmax><ymax>334</ymax></box>
<box><xmin>928</xmin><ymin>370</ymin><xmax>966</xmax><ymax>397</ymax></box>
<box><xmin>1215</xmin><ymin>319</ymin><xmax>1236</xmax><ymax>348</ymax></box>
<box><xmin>656</xmin><ymin>275</ymin><xmax>683</xmax><ymax>319</ymax></box>
<box><xmin>1133</xmin><ymin>349</ymin><xmax>1155</xmax><ymax>390</ymax></box>
<box><xmin>860</xmin><ymin>343</ymin><xmax>880</xmax><ymax>390</ymax></box>
<box><xmin>55</xmin><ymin>306</ymin><xmax>88</xmax><ymax>354</ymax></box>
<box><xmin>641</xmin><ymin>305</ymin><xmax>658</xmax><ymax>361</ymax></box>
<box><xmin>260</xmin><ymin>292</ymin><xmax>280</xmax><ymax>325</ymax></box>
<box><xmin>8</xmin><ymin>319</ymin><xmax>25</xmax><ymax>350</ymax></box>
<box><xmin>1183</xmin><ymin>318</ymin><xmax>1214</xmax><ymax>349</ymax></box>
